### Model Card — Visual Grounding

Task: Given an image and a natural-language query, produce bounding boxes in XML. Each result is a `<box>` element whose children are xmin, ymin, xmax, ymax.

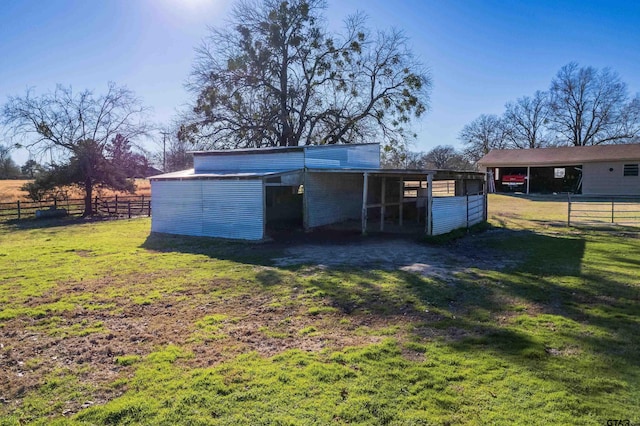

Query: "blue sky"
<box><xmin>1</xmin><ymin>0</ymin><xmax>639</xmax><ymax>165</ymax></box>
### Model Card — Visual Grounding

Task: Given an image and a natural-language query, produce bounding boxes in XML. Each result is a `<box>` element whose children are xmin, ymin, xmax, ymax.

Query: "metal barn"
<box><xmin>479</xmin><ymin>144</ymin><xmax>640</xmax><ymax>195</ymax></box>
<box><xmin>150</xmin><ymin>144</ymin><xmax>486</xmax><ymax>240</ymax></box>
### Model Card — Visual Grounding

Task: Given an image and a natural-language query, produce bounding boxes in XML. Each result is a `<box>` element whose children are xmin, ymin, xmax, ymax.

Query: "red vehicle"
<box><xmin>501</xmin><ymin>174</ymin><xmax>526</xmax><ymax>189</ymax></box>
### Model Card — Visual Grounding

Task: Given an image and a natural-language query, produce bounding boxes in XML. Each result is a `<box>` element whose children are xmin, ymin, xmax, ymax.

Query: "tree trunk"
<box><xmin>83</xmin><ymin>176</ymin><xmax>93</xmax><ymax>216</ymax></box>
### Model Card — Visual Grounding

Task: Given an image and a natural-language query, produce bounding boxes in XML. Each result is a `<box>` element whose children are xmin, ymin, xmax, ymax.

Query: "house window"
<box><xmin>623</xmin><ymin>164</ymin><xmax>639</xmax><ymax>177</ymax></box>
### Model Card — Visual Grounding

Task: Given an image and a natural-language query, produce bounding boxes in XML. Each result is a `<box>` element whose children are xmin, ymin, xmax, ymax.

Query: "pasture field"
<box><xmin>0</xmin><ymin>194</ymin><xmax>638</xmax><ymax>425</ymax></box>
<box><xmin>0</xmin><ymin>180</ymin><xmax>151</xmax><ymax>203</ymax></box>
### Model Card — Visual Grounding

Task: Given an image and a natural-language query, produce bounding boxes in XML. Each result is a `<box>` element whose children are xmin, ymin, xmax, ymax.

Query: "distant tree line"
<box><xmin>459</xmin><ymin>62</ymin><xmax>640</xmax><ymax>163</ymax></box>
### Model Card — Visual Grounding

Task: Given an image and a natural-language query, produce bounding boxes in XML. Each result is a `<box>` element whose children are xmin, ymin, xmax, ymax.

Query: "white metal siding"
<box><xmin>202</xmin><ymin>180</ymin><xmax>264</xmax><ymax>240</ymax></box>
<box><xmin>305</xmin><ymin>144</ymin><xmax>380</xmax><ymax>169</ymax></box>
<box><xmin>305</xmin><ymin>173</ymin><xmax>363</xmax><ymax>228</ymax></box>
<box><xmin>152</xmin><ymin>179</ymin><xmax>264</xmax><ymax>240</ymax></box>
<box><xmin>582</xmin><ymin>161</ymin><xmax>640</xmax><ymax>195</ymax></box>
<box><xmin>151</xmin><ymin>180</ymin><xmax>203</xmax><ymax>236</ymax></box>
<box><xmin>194</xmin><ymin>151</ymin><xmax>304</xmax><ymax>172</ymax></box>
<box><xmin>431</xmin><ymin>195</ymin><xmax>484</xmax><ymax>235</ymax></box>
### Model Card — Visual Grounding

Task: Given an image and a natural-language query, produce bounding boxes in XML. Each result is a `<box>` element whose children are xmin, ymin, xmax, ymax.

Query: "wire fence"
<box><xmin>567</xmin><ymin>194</ymin><xmax>640</xmax><ymax>227</ymax></box>
<box><xmin>0</xmin><ymin>195</ymin><xmax>151</xmax><ymax>222</ymax></box>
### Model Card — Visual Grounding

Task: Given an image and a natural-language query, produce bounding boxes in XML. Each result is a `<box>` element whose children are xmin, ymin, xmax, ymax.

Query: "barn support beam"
<box><xmin>361</xmin><ymin>172</ymin><xmax>369</xmax><ymax>235</ymax></box>
<box><xmin>380</xmin><ymin>177</ymin><xmax>386</xmax><ymax>231</ymax></box>
<box><xmin>426</xmin><ymin>173</ymin><xmax>433</xmax><ymax>235</ymax></box>
<box><xmin>399</xmin><ymin>178</ymin><xmax>404</xmax><ymax>227</ymax></box>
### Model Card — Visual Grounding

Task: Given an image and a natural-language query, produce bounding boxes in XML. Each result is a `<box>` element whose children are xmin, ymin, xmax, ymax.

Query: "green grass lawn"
<box><xmin>1</xmin><ymin>195</ymin><xmax>639</xmax><ymax>425</ymax></box>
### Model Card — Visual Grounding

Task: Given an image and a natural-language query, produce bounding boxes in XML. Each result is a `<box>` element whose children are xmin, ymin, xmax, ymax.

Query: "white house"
<box><xmin>478</xmin><ymin>144</ymin><xmax>640</xmax><ymax>195</ymax></box>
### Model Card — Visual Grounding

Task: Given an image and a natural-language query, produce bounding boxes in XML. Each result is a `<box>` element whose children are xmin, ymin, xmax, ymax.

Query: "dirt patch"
<box><xmin>273</xmin><ymin>232</ymin><xmax>517</xmax><ymax>277</ymax></box>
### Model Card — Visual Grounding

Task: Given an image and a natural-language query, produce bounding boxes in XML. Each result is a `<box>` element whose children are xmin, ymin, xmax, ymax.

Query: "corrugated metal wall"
<box><xmin>305</xmin><ymin>144</ymin><xmax>380</xmax><ymax>169</ymax></box>
<box><xmin>151</xmin><ymin>179</ymin><xmax>265</xmax><ymax>240</ymax></box>
<box><xmin>194</xmin><ymin>151</ymin><xmax>304</xmax><ymax>172</ymax></box>
<box><xmin>151</xmin><ymin>180</ymin><xmax>203</xmax><ymax>236</ymax></box>
<box><xmin>202</xmin><ymin>180</ymin><xmax>264</xmax><ymax>240</ymax></box>
<box><xmin>583</xmin><ymin>161</ymin><xmax>640</xmax><ymax>195</ymax></box>
<box><xmin>305</xmin><ymin>173</ymin><xmax>363</xmax><ymax>228</ymax></box>
<box><xmin>431</xmin><ymin>195</ymin><xmax>484</xmax><ymax>235</ymax></box>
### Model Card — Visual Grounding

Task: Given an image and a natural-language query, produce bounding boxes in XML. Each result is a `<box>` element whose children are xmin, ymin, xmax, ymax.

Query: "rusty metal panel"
<box><xmin>201</xmin><ymin>180</ymin><xmax>264</xmax><ymax>240</ymax></box>
<box><xmin>194</xmin><ymin>151</ymin><xmax>304</xmax><ymax>172</ymax></box>
<box><xmin>305</xmin><ymin>172</ymin><xmax>363</xmax><ymax>228</ymax></box>
<box><xmin>151</xmin><ymin>180</ymin><xmax>203</xmax><ymax>236</ymax></box>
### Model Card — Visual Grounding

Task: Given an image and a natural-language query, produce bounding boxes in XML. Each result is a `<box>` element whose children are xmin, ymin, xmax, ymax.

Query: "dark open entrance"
<box><xmin>529</xmin><ymin>166</ymin><xmax>581</xmax><ymax>193</ymax></box>
<box><xmin>265</xmin><ymin>185</ymin><xmax>303</xmax><ymax>232</ymax></box>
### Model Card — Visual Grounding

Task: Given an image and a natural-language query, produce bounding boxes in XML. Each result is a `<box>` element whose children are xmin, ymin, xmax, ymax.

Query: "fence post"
<box><xmin>466</xmin><ymin>193</ymin><xmax>470</xmax><ymax>229</ymax></box>
<box><xmin>128</xmin><ymin>201</ymin><xmax>132</xmax><ymax>218</ymax></box>
<box><xmin>94</xmin><ymin>196</ymin><xmax>98</xmax><ymax>214</ymax></box>
<box><xmin>567</xmin><ymin>193</ymin><xmax>571</xmax><ymax>227</ymax></box>
<box><xmin>115</xmin><ymin>195</ymin><xmax>118</xmax><ymax>215</ymax></box>
<box><xmin>17</xmin><ymin>200</ymin><xmax>21</xmax><ymax>220</ymax></box>
<box><xmin>611</xmin><ymin>199</ymin><xmax>615</xmax><ymax>224</ymax></box>
<box><xmin>148</xmin><ymin>200</ymin><xmax>151</xmax><ymax>217</ymax></box>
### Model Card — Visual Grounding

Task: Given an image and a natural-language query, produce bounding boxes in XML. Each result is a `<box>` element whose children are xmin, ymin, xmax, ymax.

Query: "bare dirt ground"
<box><xmin>273</xmin><ymin>230</ymin><xmax>516</xmax><ymax>278</ymax></box>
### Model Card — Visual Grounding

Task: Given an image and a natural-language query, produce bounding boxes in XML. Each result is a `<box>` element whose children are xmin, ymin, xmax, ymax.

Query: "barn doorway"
<box><xmin>265</xmin><ymin>185</ymin><xmax>304</xmax><ymax>233</ymax></box>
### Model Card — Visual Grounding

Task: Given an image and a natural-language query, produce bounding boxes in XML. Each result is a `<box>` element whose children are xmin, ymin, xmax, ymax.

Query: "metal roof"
<box><xmin>149</xmin><ymin>168</ymin><xmax>303</xmax><ymax>181</ymax></box>
<box><xmin>478</xmin><ymin>144</ymin><xmax>640</xmax><ymax>167</ymax></box>
<box><xmin>306</xmin><ymin>168</ymin><xmax>484</xmax><ymax>180</ymax></box>
<box><xmin>190</xmin><ymin>143</ymin><xmax>379</xmax><ymax>156</ymax></box>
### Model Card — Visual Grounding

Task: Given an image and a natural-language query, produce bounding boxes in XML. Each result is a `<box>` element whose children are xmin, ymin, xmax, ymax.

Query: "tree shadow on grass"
<box><xmin>140</xmin><ymin>226</ymin><xmax>639</xmax><ymax>399</ymax></box>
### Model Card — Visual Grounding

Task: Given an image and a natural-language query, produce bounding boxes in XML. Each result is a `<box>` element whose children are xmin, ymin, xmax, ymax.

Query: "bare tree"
<box><xmin>458</xmin><ymin>114</ymin><xmax>510</xmax><ymax>163</ymax></box>
<box><xmin>0</xmin><ymin>145</ymin><xmax>21</xmax><ymax>179</ymax></box>
<box><xmin>548</xmin><ymin>62</ymin><xmax>639</xmax><ymax>146</ymax></box>
<box><xmin>423</xmin><ymin>145</ymin><xmax>473</xmax><ymax>170</ymax></box>
<box><xmin>154</xmin><ymin>127</ymin><xmax>209</xmax><ymax>173</ymax></box>
<box><xmin>503</xmin><ymin>91</ymin><xmax>549</xmax><ymax>149</ymax></box>
<box><xmin>182</xmin><ymin>0</ymin><xmax>431</xmax><ymax>149</ymax></box>
<box><xmin>2</xmin><ymin>83</ymin><xmax>149</xmax><ymax>214</ymax></box>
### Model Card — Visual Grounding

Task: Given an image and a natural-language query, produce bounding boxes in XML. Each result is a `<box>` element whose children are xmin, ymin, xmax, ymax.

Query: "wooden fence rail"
<box><xmin>0</xmin><ymin>195</ymin><xmax>151</xmax><ymax>221</ymax></box>
<box><xmin>567</xmin><ymin>194</ymin><xmax>640</xmax><ymax>227</ymax></box>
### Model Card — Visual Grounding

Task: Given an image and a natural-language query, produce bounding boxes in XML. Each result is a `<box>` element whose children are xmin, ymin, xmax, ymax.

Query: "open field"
<box><xmin>0</xmin><ymin>180</ymin><xmax>151</xmax><ymax>203</ymax></box>
<box><xmin>1</xmin><ymin>194</ymin><xmax>639</xmax><ymax>424</ymax></box>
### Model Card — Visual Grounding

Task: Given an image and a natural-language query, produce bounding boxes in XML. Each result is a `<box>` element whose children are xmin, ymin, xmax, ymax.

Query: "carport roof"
<box><xmin>306</xmin><ymin>168</ymin><xmax>484</xmax><ymax>180</ymax></box>
<box><xmin>148</xmin><ymin>169</ymin><xmax>302</xmax><ymax>181</ymax></box>
<box><xmin>478</xmin><ymin>143</ymin><xmax>640</xmax><ymax>167</ymax></box>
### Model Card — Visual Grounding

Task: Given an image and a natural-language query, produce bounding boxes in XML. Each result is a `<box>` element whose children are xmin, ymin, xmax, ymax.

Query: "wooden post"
<box><xmin>17</xmin><ymin>200</ymin><xmax>20</xmax><ymax>220</ymax></box>
<box><xmin>128</xmin><ymin>201</ymin><xmax>132</xmax><ymax>218</ymax></box>
<box><xmin>148</xmin><ymin>200</ymin><xmax>152</xmax><ymax>217</ymax></box>
<box><xmin>94</xmin><ymin>196</ymin><xmax>98</xmax><ymax>214</ymax></box>
<box><xmin>526</xmin><ymin>166</ymin><xmax>531</xmax><ymax>194</ymax></box>
<box><xmin>567</xmin><ymin>193</ymin><xmax>571</xmax><ymax>227</ymax></box>
<box><xmin>380</xmin><ymin>177</ymin><xmax>386</xmax><ymax>232</ymax></box>
<box><xmin>115</xmin><ymin>195</ymin><xmax>118</xmax><ymax>215</ymax></box>
<box><xmin>398</xmin><ymin>178</ymin><xmax>404</xmax><ymax>227</ymax></box>
<box><xmin>426</xmin><ymin>174</ymin><xmax>433</xmax><ymax>236</ymax></box>
<box><xmin>361</xmin><ymin>173</ymin><xmax>368</xmax><ymax>235</ymax></box>
<box><xmin>611</xmin><ymin>199</ymin><xmax>615</xmax><ymax>223</ymax></box>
